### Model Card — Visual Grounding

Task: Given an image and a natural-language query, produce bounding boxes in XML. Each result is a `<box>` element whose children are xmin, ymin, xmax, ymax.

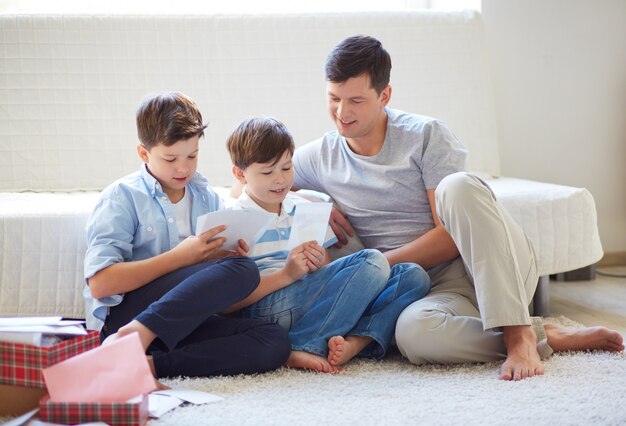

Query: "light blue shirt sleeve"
<box><xmin>84</xmin><ymin>188</ymin><xmax>139</xmax><ymax>324</ymax></box>
<box><xmin>83</xmin><ymin>166</ymin><xmax>222</xmax><ymax>329</ymax></box>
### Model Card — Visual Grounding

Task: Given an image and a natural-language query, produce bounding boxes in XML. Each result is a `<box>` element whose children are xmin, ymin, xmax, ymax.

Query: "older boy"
<box><xmin>84</xmin><ymin>92</ymin><xmax>290</xmax><ymax>379</ymax></box>
<box><xmin>226</xmin><ymin>116</ymin><xmax>431</xmax><ymax>373</ymax></box>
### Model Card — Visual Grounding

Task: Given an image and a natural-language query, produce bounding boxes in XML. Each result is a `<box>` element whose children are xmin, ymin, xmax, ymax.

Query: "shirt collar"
<box><xmin>140</xmin><ymin>163</ymin><xmax>161</xmax><ymax>197</ymax></box>
<box><xmin>238</xmin><ymin>189</ymin><xmax>296</xmax><ymax>217</ymax></box>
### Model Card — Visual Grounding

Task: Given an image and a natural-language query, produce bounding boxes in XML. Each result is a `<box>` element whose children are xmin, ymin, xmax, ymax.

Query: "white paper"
<box><xmin>149</xmin><ymin>389</ymin><xmax>224</xmax><ymax>418</ymax></box>
<box><xmin>288</xmin><ymin>202</ymin><xmax>333</xmax><ymax>250</ymax></box>
<box><xmin>153</xmin><ymin>388</ymin><xmax>224</xmax><ymax>405</ymax></box>
<box><xmin>149</xmin><ymin>394</ymin><xmax>184</xmax><ymax>418</ymax></box>
<box><xmin>195</xmin><ymin>209</ymin><xmax>275</xmax><ymax>251</ymax></box>
<box><xmin>0</xmin><ymin>317</ymin><xmax>86</xmax><ymax>338</ymax></box>
<box><xmin>0</xmin><ymin>324</ymin><xmax>87</xmax><ymax>336</ymax></box>
<box><xmin>0</xmin><ymin>316</ymin><xmax>63</xmax><ymax>326</ymax></box>
<box><xmin>0</xmin><ymin>331</ymin><xmax>43</xmax><ymax>345</ymax></box>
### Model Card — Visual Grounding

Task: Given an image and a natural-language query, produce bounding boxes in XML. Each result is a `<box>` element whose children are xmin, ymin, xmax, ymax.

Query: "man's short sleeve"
<box><xmin>293</xmin><ymin>138</ymin><xmax>325</xmax><ymax>192</ymax></box>
<box><xmin>420</xmin><ymin>120</ymin><xmax>467</xmax><ymax>190</ymax></box>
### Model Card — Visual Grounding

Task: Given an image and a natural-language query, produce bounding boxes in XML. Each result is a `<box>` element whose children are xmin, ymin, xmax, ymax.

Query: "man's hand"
<box><xmin>329</xmin><ymin>207</ymin><xmax>355</xmax><ymax>248</ymax></box>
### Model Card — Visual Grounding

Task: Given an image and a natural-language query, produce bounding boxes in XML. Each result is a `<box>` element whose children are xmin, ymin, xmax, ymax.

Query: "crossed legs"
<box><xmin>396</xmin><ymin>172</ymin><xmax>624</xmax><ymax>380</ymax></box>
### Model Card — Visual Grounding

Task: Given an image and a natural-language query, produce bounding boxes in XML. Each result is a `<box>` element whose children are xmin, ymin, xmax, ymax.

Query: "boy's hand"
<box><xmin>210</xmin><ymin>238</ymin><xmax>250</xmax><ymax>259</ymax></box>
<box><xmin>283</xmin><ymin>241</ymin><xmax>325</xmax><ymax>281</ymax></box>
<box><xmin>301</xmin><ymin>242</ymin><xmax>325</xmax><ymax>273</ymax></box>
<box><xmin>174</xmin><ymin>225</ymin><xmax>227</xmax><ymax>265</ymax></box>
<box><xmin>235</xmin><ymin>239</ymin><xmax>250</xmax><ymax>256</ymax></box>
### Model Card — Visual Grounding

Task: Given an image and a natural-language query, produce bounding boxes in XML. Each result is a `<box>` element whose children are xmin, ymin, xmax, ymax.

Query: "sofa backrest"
<box><xmin>0</xmin><ymin>11</ymin><xmax>500</xmax><ymax>191</ymax></box>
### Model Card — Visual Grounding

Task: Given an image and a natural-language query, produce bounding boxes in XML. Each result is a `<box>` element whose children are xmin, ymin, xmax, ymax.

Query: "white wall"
<box><xmin>482</xmin><ymin>0</ymin><xmax>626</xmax><ymax>254</ymax></box>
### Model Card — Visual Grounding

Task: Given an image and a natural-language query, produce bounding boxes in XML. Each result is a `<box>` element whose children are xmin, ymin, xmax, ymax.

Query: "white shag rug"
<box><xmin>154</xmin><ymin>316</ymin><xmax>626</xmax><ymax>426</ymax></box>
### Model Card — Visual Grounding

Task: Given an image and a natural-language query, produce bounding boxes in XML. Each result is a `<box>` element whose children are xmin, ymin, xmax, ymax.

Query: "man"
<box><xmin>292</xmin><ymin>35</ymin><xmax>624</xmax><ymax>380</ymax></box>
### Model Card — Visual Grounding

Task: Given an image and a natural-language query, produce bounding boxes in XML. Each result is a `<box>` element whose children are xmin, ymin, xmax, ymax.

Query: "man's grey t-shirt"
<box><xmin>292</xmin><ymin>108</ymin><xmax>467</xmax><ymax>252</ymax></box>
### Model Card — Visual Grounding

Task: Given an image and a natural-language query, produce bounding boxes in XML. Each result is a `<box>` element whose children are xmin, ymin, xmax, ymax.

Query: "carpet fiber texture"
<box><xmin>154</xmin><ymin>316</ymin><xmax>626</xmax><ymax>425</ymax></box>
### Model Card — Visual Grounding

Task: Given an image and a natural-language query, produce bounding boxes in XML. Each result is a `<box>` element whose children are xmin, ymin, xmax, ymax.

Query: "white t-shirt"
<box><xmin>173</xmin><ymin>189</ymin><xmax>192</xmax><ymax>243</ymax></box>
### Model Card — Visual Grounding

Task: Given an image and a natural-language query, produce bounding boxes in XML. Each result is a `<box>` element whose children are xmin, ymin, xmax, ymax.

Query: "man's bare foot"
<box><xmin>545</xmin><ymin>323</ymin><xmax>624</xmax><ymax>353</ymax></box>
<box><xmin>500</xmin><ymin>325</ymin><xmax>544</xmax><ymax>381</ymax></box>
<box><xmin>285</xmin><ymin>350</ymin><xmax>342</xmax><ymax>374</ymax></box>
<box><xmin>327</xmin><ymin>335</ymin><xmax>373</xmax><ymax>366</ymax></box>
<box><xmin>102</xmin><ymin>320</ymin><xmax>157</xmax><ymax>351</ymax></box>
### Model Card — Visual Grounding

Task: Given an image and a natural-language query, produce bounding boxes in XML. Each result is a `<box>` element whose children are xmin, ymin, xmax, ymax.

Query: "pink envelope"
<box><xmin>42</xmin><ymin>332</ymin><xmax>157</xmax><ymax>403</ymax></box>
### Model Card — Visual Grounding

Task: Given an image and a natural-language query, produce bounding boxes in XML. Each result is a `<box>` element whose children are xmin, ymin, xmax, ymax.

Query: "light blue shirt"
<box><xmin>232</xmin><ymin>192</ymin><xmax>337</xmax><ymax>275</ymax></box>
<box><xmin>83</xmin><ymin>164</ymin><xmax>223</xmax><ymax>328</ymax></box>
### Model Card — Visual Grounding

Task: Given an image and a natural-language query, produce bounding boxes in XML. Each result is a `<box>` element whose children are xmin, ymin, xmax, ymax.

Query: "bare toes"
<box><xmin>327</xmin><ymin>336</ymin><xmax>345</xmax><ymax>366</ymax></box>
<box><xmin>499</xmin><ymin>365</ymin><xmax>513</xmax><ymax>381</ymax></box>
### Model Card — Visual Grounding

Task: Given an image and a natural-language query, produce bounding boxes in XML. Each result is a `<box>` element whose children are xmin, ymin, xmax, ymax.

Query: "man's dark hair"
<box><xmin>325</xmin><ymin>35</ymin><xmax>392</xmax><ymax>94</ymax></box>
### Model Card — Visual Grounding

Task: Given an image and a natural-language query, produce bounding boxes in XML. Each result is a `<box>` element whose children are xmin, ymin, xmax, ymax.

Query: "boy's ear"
<box><xmin>137</xmin><ymin>144</ymin><xmax>149</xmax><ymax>163</ymax></box>
<box><xmin>232</xmin><ymin>165</ymin><xmax>247</xmax><ymax>184</ymax></box>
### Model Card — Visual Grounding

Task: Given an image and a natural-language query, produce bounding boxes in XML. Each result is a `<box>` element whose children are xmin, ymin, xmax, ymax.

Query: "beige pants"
<box><xmin>395</xmin><ymin>172</ymin><xmax>553</xmax><ymax>364</ymax></box>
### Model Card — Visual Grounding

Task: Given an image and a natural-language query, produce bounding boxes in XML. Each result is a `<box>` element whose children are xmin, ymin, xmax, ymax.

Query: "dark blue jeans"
<box><xmin>102</xmin><ymin>256</ymin><xmax>290</xmax><ymax>378</ymax></box>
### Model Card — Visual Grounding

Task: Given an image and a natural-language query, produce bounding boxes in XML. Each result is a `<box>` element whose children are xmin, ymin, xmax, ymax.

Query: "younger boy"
<box><xmin>226</xmin><ymin>116</ymin><xmax>432</xmax><ymax>373</ymax></box>
<box><xmin>84</xmin><ymin>92</ymin><xmax>290</xmax><ymax>379</ymax></box>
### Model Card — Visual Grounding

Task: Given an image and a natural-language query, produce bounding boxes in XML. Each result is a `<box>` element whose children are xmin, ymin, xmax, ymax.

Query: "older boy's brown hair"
<box><xmin>136</xmin><ymin>92</ymin><xmax>207</xmax><ymax>150</ymax></box>
<box><xmin>227</xmin><ymin>117</ymin><xmax>295</xmax><ymax>170</ymax></box>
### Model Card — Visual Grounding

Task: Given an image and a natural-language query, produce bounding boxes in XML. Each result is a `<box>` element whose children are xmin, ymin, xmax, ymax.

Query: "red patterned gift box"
<box><xmin>39</xmin><ymin>394</ymin><xmax>149</xmax><ymax>426</ymax></box>
<box><xmin>0</xmin><ymin>330</ymin><xmax>100</xmax><ymax>388</ymax></box>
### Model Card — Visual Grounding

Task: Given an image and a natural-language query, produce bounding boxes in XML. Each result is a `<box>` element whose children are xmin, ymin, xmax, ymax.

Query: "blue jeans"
<box><xmin>241</xmin><ymin>249</ymin><xmax>431</xmax><ymax>359</ymax></box>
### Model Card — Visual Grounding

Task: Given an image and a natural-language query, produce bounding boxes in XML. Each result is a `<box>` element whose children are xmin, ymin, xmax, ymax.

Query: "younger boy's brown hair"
<box><xmin>227</xmin><ymin>116</ymin><xmax>295</xmax><ymax>169</ymax></box>
<box><xmin>136</xmin><ymin>92</ymin><xmax>207</xmax><ymax>150</ymax></box>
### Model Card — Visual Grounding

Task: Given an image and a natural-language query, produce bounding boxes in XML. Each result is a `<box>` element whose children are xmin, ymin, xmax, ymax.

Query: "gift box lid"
<box><xmin>0</xmin><ymin>330</ymin><xmax>100</xmax><ymax>388</ymax></box>
<box><xmin>39</xmin><ymin>393</ymin><xmax>149</xmax><ymax>426</ymax></box>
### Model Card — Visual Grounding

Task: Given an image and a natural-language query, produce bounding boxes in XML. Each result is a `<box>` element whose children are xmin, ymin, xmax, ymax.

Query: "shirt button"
<box><xmin>162</xmin><ymin>196</ymin><xmax>167</xmax><ymax>201</ymax></box>
<box><xmin>147</xmin><ymin>226</ymin><xmax>153</xmax><ymax>232</ymax></box>
<box><xmin>168</xmin><ymin>218</ymin><xmax>174</xmax><ymax>223</ymax></box>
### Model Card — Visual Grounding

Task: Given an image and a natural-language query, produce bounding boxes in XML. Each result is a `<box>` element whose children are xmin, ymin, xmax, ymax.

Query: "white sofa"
<box><xmin>0</xmin><ymin>12</ymin><xmax>603</xmax><ymax>325</ymax></box>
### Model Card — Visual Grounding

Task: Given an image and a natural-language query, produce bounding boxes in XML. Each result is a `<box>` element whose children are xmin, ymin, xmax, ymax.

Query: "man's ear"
<box><xmin>380</xmin><ymin>85</ymin><xmax>392</xmax><ymax>107</ymax></box>
<box><xmin>136</xmin><ymin>144</ymin><xmax>149</xmax><ymax>163</ymax></box>
<box><xmin>232</xmin><ymin>165</ymin><xmax>247</xmax><ymax>184</ymax></box>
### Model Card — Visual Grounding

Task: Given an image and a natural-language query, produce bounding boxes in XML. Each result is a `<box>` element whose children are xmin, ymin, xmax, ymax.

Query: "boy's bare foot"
<box><xmin>327</xmin><ymin>336</ymin><xmax>346</xmax><ymax>366</ymax></box>
<box><xmin>154</xmin><ymin>379</ymin><xmax>171</xmax><ymax>391</ymax></box>
<box><xmin>147</xmin><ymin>355</ymin><xmax>158</xmax><ymax>377</ymax></box>
<box><xmin>499</xmin><ymin>325</ymin><xmax>544</xmax><ymax>381</ymax></box>
<box><xmin>285</xmin><ymin>350</ymin><xmax>342</xmax><ymax>374</ymax></box>
<box><xmin>102</xmin><ymin>320</ymin><xmax>157</xmax><ymax>351</ymax></box>
<box><xmin>146</xmin><ymin>355</ymin><xmax>170</xmax><ymax>390</ymax></box>
<box><xmin>327</xmin><ymin>335</ymin><xmax>373</xmax><ymax>366</ymax></box>
<box><xmin>545</xmin><ymin>323</ymin><xmax>624</xmax><ymax>353</ymax></box>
